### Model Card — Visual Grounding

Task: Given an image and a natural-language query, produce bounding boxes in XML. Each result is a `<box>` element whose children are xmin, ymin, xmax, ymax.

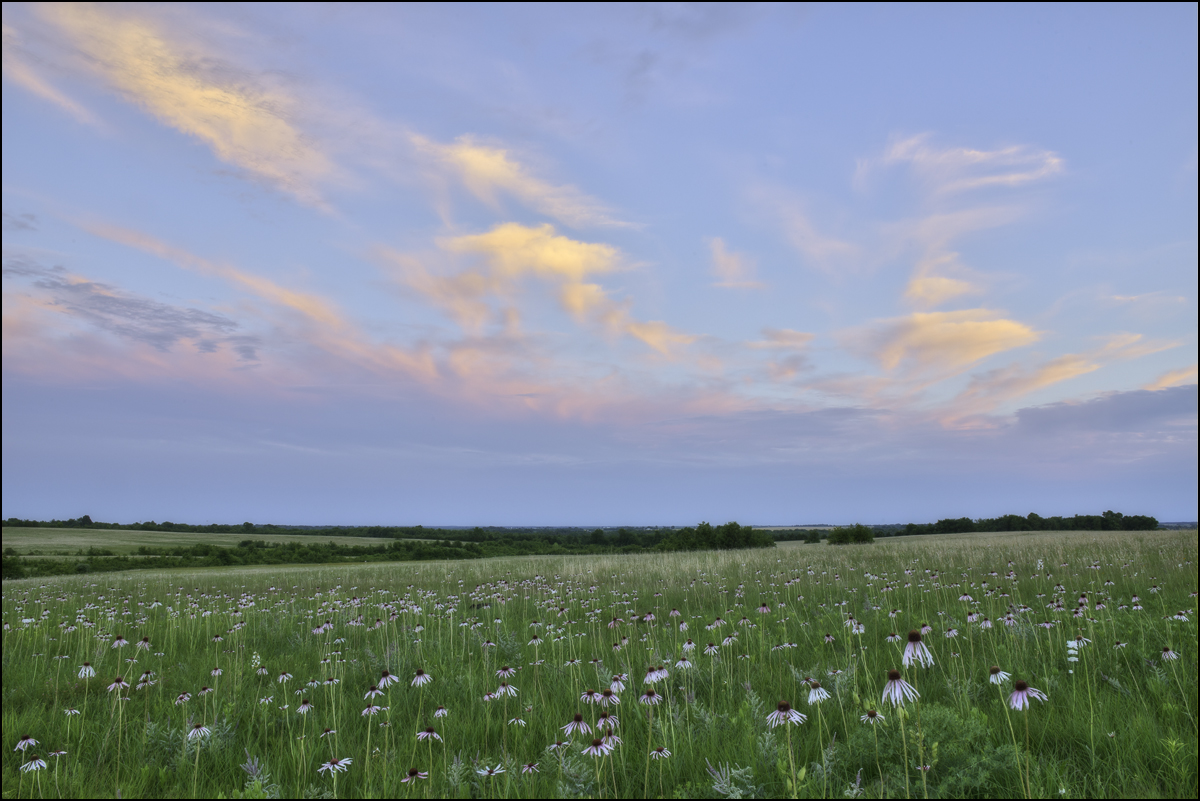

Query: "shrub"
<box><xmin>827</xmin><ymin>524</ymin><xmax>874</xmax><ymax>544</ymax></box>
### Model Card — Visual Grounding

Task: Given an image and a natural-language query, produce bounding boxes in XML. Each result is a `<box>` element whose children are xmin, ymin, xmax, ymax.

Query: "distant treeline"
<box><xmin>1</xmin><ymin>521</ymin><xmax>773</xmax><ymax>579</ymax></box>
<box><xmin>768</xmin><ymin>511</ymin><xmax>1159</xmax><ymax>541</ymax></box>
<box><xmin>890</xmin><ymin>511</ymin><xmax>1159</xmax><ymax>535</ymax></box>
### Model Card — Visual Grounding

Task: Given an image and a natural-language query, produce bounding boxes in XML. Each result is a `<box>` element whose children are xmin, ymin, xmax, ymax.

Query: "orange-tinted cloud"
<box><xmin>860</xmin><ymin>309</ymin><xmax>1040</xmax><ymax>373</ymax></box>
<box><xmin>412</xmin><ymin>135</ymin><xmax>627</xmax><ymax>228</ymax></box>
<box><xmin>1144</xmin><ymin>365</ymin><xmax>1198</xmax><ymax>391</ymax></box>
<box><xmin>388</xmin><ymin>222</ymin><xmax>697</xmax><ymax>358</ymax></box>
<box><xmin>38</xmin><ymin>4</ymin><xmax>334</xmax><ymax>208</ymax></box>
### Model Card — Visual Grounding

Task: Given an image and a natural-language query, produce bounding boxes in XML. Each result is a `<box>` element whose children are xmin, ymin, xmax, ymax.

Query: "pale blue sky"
<box><xmin>3</xmin><ymin>3</ymin><xmax>1196</xmax><ymax>524</ymax></box>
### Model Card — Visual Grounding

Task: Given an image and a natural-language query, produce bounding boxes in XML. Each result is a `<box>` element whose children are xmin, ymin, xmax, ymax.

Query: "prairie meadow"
<box><xmin>3</xmin><ymin>529</ymin><xmax>1196</xmax><ymax>799</ymax></box>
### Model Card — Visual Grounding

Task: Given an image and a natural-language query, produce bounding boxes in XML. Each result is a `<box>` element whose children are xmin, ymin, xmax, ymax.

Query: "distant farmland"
<box><xmin>1</xmin><ymin>526</ymin><xmax>413</xmax><ymax>556</ymax></box>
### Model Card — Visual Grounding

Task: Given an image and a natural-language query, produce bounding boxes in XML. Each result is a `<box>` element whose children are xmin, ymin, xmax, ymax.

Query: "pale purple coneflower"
<box><xmin>581</xmin><ymin>689</ymin><xmax>601</xmax><ymax>705</ymax></box>
<box><xmin>20</xmin><ymin>755</ymin><xmax>47</xmax><ymax>773</ymax></box>
<box><xmin>318</xmin><ymin>757</ymin><xmax>352</xmax><ymax>774</ymax></box>
<box><xmin>416</xmin><ymin>727</ymin><xmax>441</xmax><ymax>741</ymax></box>
<box><xmin>434</xmin><ymin>706</ymin><xmax>448</xmax><ymax>717</ymax></box>
<box><xmin>596</xmin><ymin>711</ymin><xmax>619</xmax><ymax>730</ymax></box>
<box><xmin>808</xmin><ymin>682</ymin><xmax>831</xmax><ymax>704</ymax></box>
<box><xmin>198</xmin><ymin>686</ymin><xmax>213</xmax><ymax>696</ymax></box>
<box><xmin>522</xmin><ymin>762</ymin><xmax>539</xmax><ymax>774</ymax></box>
<box><xmin>476</xmin><ymin>764</ymin><xmax>505</xmax><ymax>776</ymax></box>
<box><xmin>860</xmin><ymin>709</ymin><xmax>884</xmax><ymax>724</ymax></box>
<box><xmin>582</xmin><ymin>739</ymin><xmax>612</xmax><ymax>757</ymax></box>
<box><xmin>563</xmin><ymin>713</ymin><xmax>591</xmax><ymax>736</ymax></box>
<box><xmin>704</xmin><ymin>643</ymin><xmax>719</xmax><ymax>656</ymax></box>
<box><xmin>988</xmin><ymin>666</ymin><xmax>1011</xmax><ymax>685</ymax></box>
<box><xmin>78</xmin><ymin>663</ymin><xmax>95</xmax><ymax>679</ymax></box>
<box><xmin>1162</xmin><ymin>647</ymin><xmax>1180</xmax><ymax>661</ymax></box>
<box><xmin>111</xmin><ymin>636</ymin><xmax>128</xmax><ymax>649</ymax></box>
<box><xmin>886</xmin><ymin>633</ymin><xmax>901</xmax><ymax>643</ymax></box>
<box><xmin>411</xmin><ymin>669</ymin><xmax>432</xmax><ymax>687</ymax></box>
<box><xmin>610</xmin><ymin>675</ymin><xmax>627</xmax><ymax>693</ymax></box>
<box><xmin>278</xmin><ymin>671</ymin><xmax>293</xmax><ymax>683</ymax></box>
<box><xmin>107</xmin><ymin>677</ymin><xmax>129</xmax><ymax>693</ymax></box>
<box><xmin>824</xmin><ymin>634</ymin><xmax>835</xmax><ymax>644</ymax></box>
<box><xmin>136</xmin><ymin>637</ymin><xmax>151</xmax><ymax>651</ymax></box>
<box><xmin>682</xmin><ymin>639</ymin><xmax>695</xmax><ymax>652</ymax></box>
<box><xmin>187</xmin><ymin>724</ymin><xmax>210</xmax><ymax>741</ymax></box>
<box><xmin>362</xmin><ymin>704</ymin><xmax>383</xmax><ymax>716</ymax></box>
<box><xmin>766</xmin><ymin>701</ymin><xmax>806</xmax><ymax>727</ymax></box>
<box><xmin>650</xmin><ymin>745</ymin><xmax>672</xmax><ymax>759</ymax></box>
<box><xmin>920</xmin><ymin>623</ymin><xmax>933</xmax><ymax>635</ymax></box>
<box><xmin>496</xmin><ymin>665</ymin><xmax>516</xmax><ymax>679</ymax></box>
<box><xmin>496</xmin><ymin>682</ymin><xmax>518</xmax><ymax>697</ymax></box>
<box><xmin>297</xmin><ymin>699</ymin><xmax>313</xmax><ymax>714</ymax></box>
<box><xmin>175</xmin><ymin>692</ymin><xmax>192</xmax><ymax>705</ymax></box>
<box><xmin>14</xmin><ymin>736</ymin><xmax>37</xmax><ymax>752</ymax></box>
<box><xmin>882</xmin><ymin>669</ymin><xmax>920</xmax><ymax>707</ymax></box>
<box><xmin>63</xmin><ymin>708</ymin><xmax>79</xmax><ymax>716</ymax></box>
<box><xmin>364</xmin><ymin>685</ymin><xmax>383</xmax><ymax>699</ymax></box>
<box><xmin>377</xmin><ymin>670</ymin><xmax>398</xmax><ymax>689</ymax></box>
<box><xmin>902</xmin><ymin>631</ymin><xmax>934</xmax><ymax>668</ymax></box>
<box><xmin>639</xmin><ymin>689</ymin><xmax>662</xmax><ymax>705</ymax></box>
<box><xmin>401</xmin><ymin>768</ymin><xmax>428</xmax><ymax>782</ymax></box>
<box><xmin>1007</xmin><ymin>680</ymin><xmax>1047</xmax><ymax>711</ymax></box>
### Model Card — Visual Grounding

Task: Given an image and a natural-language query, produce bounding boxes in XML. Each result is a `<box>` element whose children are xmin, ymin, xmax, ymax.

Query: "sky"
<box><xmin>2</xmin><ymin>3</ymin><xmax>1196</xmax><ymax>526</ymax></box>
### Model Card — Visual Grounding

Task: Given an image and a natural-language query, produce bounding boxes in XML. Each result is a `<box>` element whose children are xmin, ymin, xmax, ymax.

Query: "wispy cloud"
<box><xmin>876</xmin><ymin>133</ymin><xmax>1064</xmax><ymax>196</ymax></box>
<box><xmin>946</xmin><ymin>333</ymin><xmax>1183</xmax><ymax>420</ymax></box>
<box><xmin>1144</xmin><ymin>365</ymin><xmax>1198</xmax><ymax>391</ymax></box>
<box><xmin>749</xmin><ymin>328</ymin><xmax>815</xmax><ymax>350</ymax></box>
<box><xmin>750</xmin><ymin>186</ymin><xmax>860</xmax><ymax>273</ymax></box>
<box><xmin>854</xmin><ymin>308</ymin><xmax>1040</xmax><ymax>374</ymax></box>
<box><xmin>2</xmin><ymin>22</ymin><xmax>100</xmax><ymax>127</ymax></box>
<box><xmin>2</xmin><ymin>211</ymin><xmax>38</xmax><ymax>232</ymax></box>
<box><xmin>390</xmin><ymin>222</ymin><xmax>696</xmax><ymax>358</ymax></box>
<box><xmin>892</xmin><ymin>206</ymin><xmax>1021</xmax><ymax>308</ymax></box>
<box><xmin>709</xmin><ymin>237</ymin><xmax>763</xmax><ymax>289</ymax></box>
<box><xmin>32</xmin><ymin>4</ymin><xmax>335</xmax><ymax>208</ymax></box>
<box><xmin>412</xmin><ymin>135</ymin><xmax>628</xmax><ymax>228</ymax></box>
<box><xmin>80</xmin><ymin>221</ymin><xmax>343</xmax><ymax>327</ymax></box>
<box><xmin>853</xmin><ymin>135</ymin><xmax>1064</xmax><ymax>309</ymax></box>
<box><xmin>3</xmin><ymin>256</ymin><xmax>258</xmax><ymax>358</ymax></box>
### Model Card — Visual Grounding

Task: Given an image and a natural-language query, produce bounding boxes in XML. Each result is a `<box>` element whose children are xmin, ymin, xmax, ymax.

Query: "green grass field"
<box><xmin>1</xmin><ymin>527</ymin><xmax>408</xmax><ymax>557</ymax></box>
<box><xmin>3</xmin><ymin>529</ymin><xmax>1196</xmax><ymax>798</ymax></box>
